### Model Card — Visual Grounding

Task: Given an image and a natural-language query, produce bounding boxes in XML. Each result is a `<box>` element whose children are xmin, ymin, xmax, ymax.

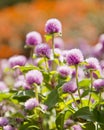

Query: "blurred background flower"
<box><xmin>0</xmin><ymin>0</ymin><xmax>104</xmax><ymax>58</ymax></box>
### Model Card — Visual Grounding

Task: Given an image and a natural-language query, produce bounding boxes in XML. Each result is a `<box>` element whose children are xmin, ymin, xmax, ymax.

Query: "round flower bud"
<box><xmin>26</xmin><ymin>70</ymin><xmax>43</xmax><ymax>85</ymax></box>
<box><xmin>57</xmin><ymin>65</ymin><xmax>70</xmax><ymax>78</ymax></box>
<box><xmin>93</xmin><ymin>79</ymin><xmax>104</xmax><ymax>91</ymax></box>
<box><xmin>62</xmin><ymin>80</ymin><xmax>77</xmax><ymax>93</ymax></box>
<box><xmin>54</xmin><ymin>37</ymin><xmax>64</xmax><ymax>49</ymax></box>
<box><xmin>3</xmin><ymin>125</ymin><xmax>15</xmax><ymax>130</ymax></box>
<box><xmin>8</xmin><ymin>55</ymin><xmax>26</xmax><ymax>68</ymax></box>
<box><xmin>35</xmin><ymin>43</ymin><xmax>51</xmax><ymax>58</ymax></box>
<box><xmin>66</xmin><ymin>49</ymin><xmax>84</xmax><ymax>66</ymax></box>
<box><xmin>85</xmin><ymin>57</ymin><xmax>100</xmax><ymax>70</ymax></box>
<box><xmin>45</xmin><ymin>18</ymin><xmax>62</xmax><ymax>34</ymax></box>
<box><xmin>25</xmin><ymin>98</ymin><xmax>39</xmax><ymax>110</ymax></box>
<box><xmin>26</xmin><ymin>31</ymin><xmax>42</xmax><ymax>46</ymax></box>
<box><xmin>72</xmin><ymin>124</ymin><xmax>82</xmax><ymax>130</ymax></box>
<box><xmin>0</xmin><ymin>117</ymin><xmax>8</xmax><ymax>126</ymax></box>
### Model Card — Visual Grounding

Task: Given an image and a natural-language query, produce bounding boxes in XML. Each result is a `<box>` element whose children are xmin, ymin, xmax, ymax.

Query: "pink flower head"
<box><xmin>66</xmin><ymin>49</ymin><xmax>84</xmax><ymax>65</ymax></box>
<box><xmin>26</xmin><ymin>31</ymin><xmax>42</xmax><ymax>46</ymax></box>
<box><xmin>45</xmin><ymin>18</ymin><xmax>62</xmax><ymax>34</ymax></box>
<box><xmin>3</xmin><ymin>125</ymin><xmax>15</xmax><ymax>130</ymax></box>
<box><xmin>25</xmin><ymin>98</ymin><xmax>39</xmax><ymax>110</ymax></box>
<box><xmin>26</xmin><ymin>70</ymin><xmax>43</xmax><ymax>85</ymax></box>
<box><xmin>8</xmin><ymin>55</ymin><xmax>26</xmax><ymax>68</ymax></box>
<box><xmin>54</xmin><ymin>37</ymin><xmax>64</xmax><ymax>49</ymax></box>
<box><xmin>93</xmin><ymin>79</ymin><xmax>104</xmax><ymax>91</ymax></box>
<box><xmin>57</xmin><ymin>65</ymin><xmax>70</xmax><ymax>78</ymax></box>
<box><xmin>0</xmin><ymin>117</ymin><xmax>8</xmax><ymax>126</ymax></box>
<box><xmin>14</xmin><ymin>80</ymin><xmax>31</xmax><ymax>90</ymax></box>
<box><xmin>35</xmin><ymin>43</ymin><xmax>51</xmax><ymax>58</ymax></box>
<box><xmin>62</xmin><ymin>80</ymin><xmax>77</xmax><ymax>93</ymax></box>
<box><xmin>72</xmin><ymin>124</ymin><xmax>82</xmax><ymax>130</ymax></box>
<box><xmin>85</xmin><ymin>57</ymin><xmax>100</xmax><ymax>70</ymax></box>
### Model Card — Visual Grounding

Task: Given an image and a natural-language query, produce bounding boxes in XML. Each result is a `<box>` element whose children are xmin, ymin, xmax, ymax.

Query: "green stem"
<box><xmin>70</xmin><ymin>93</ymin><xmax>80</xmax><ymax>109</ymax></box>
<box><xmin>44</xmin><ymin>57</ymin><xmax>49</xmax><ymax>72</ymax></box>
<box><xmin>75</xmin><ymin>65</ymin><xmax>82</xmax><ymax>107</ymax></box>
<box><xmin>52</xmin><ymin>34</ymin><xmax>55</xmax><ymax>59</ymax></box>
<box><xmin>88</xmin><ymin>70</ymin><xmax>93</xmax><ymax>106</ymax></box>
<box><xmin>34</xmin><ymin>84</ymin><xmax>39</xmax><ymax>101</ymax></box>
<box><xmin>30</xmin><ymin>47</ymin><xmax>34</xmax><ymax>63</ymax></box>
<box><xmin>98</xmin><ymin>92</ymin><xmax>101</xmax><ymax>110</ymax></box>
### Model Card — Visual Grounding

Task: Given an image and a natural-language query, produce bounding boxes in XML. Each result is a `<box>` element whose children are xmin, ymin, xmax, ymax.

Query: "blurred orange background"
<box><xmin>0</xmin><ymin>0</ymin><xmax>104</xmax><ymax>58</ymax></box>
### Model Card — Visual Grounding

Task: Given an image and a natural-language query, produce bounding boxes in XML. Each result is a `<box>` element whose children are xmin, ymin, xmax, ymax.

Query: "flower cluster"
<box><xmin>0</xmin><ymin>18</ymin><xmax>104</xmax><ymax>130</ymax></box>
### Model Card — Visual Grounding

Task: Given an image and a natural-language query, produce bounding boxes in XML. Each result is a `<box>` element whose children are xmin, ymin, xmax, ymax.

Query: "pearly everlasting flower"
<box><xmin>85</xmin><ymin>57</ymin><xmax>100</xmax><ymax>70</ymax></box>
<box><xmin>26</xmin><ymin>31</ymin><xmax>42</xmax><ymax>46</ymax></box>
<box><xmin>93</xmin><ymin>79</ymin><xmax>104</xmax><ymax>91</ymax></box>
<box><xmin>0</xmin><ymin>117</ymin><xmax>8</xmax><ymax>126</ymax></box>
<box><xmin>72</xmin><ymin>124</ymin><xmax>82</xmax><ymax>130</ymax></box>
<box><xmin>26</xmin><ymin>70</ymin><xmax>43</xmax><ymax>85</ymax></box>
<box><xmin>54</xmin><ymin>37</ymin><xmax>64</xmax><ymax>49</ymax></box>
<box><xmin>0</xmin><ymin>81</ymin><xmax>8</xmax><ymax>92</ymax></box>
<box><xmin>35</xmin><ymin>43</ymin><xmax>51</xmax><ymax>58</ymax></box>
<box><xmin>62</xmin><ymin>80</ymin><xmax>77</xmax><ymax>93</ymax></box>
<box><xmin>25</xmin><ymin>98</ymin><xmax>39</xmax><ymax>110</ymax></box>
<box><xmin>3</xmin><ymin>125</ymin><xmax>15</xmax><ymax>130</ymax></box>
<box><xmin>57</xmin><ymin>65</ymin><xmax>70</xmax><ymax>78</ymax></box>
<box><xmin>45</xmin><ymin>18</ymin><xmax>62</xmax><ymax>34</ymax></box>
<box><xmin>66</xmin><ymin>49</ymin><xmax>84</xmax><ymax>66</ymax></box>
<box><xmin>8</xmin><ymin>55</ymin><xmax>26</xmax><ymax>68</ymax></box>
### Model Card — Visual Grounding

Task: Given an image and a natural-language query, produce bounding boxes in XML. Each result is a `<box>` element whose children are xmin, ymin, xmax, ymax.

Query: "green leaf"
<box><xmin>20</xmin><ymin>65</ymin><xmax>40</xmax><ymax>73</ymax></box>
<box><xmin>13</xmin><ymin>90</ymin><xmax>34</xmax><ymax>102</ymax></box>
<box><xmin>73</xmin><ymin>107</ymin><xmax>96</xmax><ymax>122</ymax></box>
<box><xmin>0</xmin><ymin>92</ymin><xmax>12</xmax><ymax>101</ymax></box>
<box><xmin>44</xmin><ymin>89</ymin><xmax>59</xmax><ymax>109</ymax></box>
<box><xmin>83</xmin><ymin>122</ymin><xmax>95</xmax><ymax>130</ymax></box>
<box><xmin>79</xmin><ymin>79</ymin><xmax>90</xmax><ymax>88</ymax></box>
<box><xmin>56</xmin><ymin>112</ymin><xmax>65</xmax><ymax>130</ymax></box>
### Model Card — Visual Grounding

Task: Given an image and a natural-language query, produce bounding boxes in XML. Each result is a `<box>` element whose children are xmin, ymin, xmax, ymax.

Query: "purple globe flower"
<box><xmin>35</xmin><ymin>43</ymin><xmax>51</xmax><ymax>58</ymax></box>
<box><xmin>8</xmin><ymin>55</ymin><xmax>26</xmax><ymax>68</ymax></box>
<box><xmin>62</xmin><ymin>80</ymin><xmax>77</xmax><ymax>93</ymax></box>
<box><xmin>54</xmin><ymin>37</ymin><xmax>64</xmax><ymax>49</ymax></box>
<box><xmin>93</xmin><ymin>79</ymin><xmax>104</xmax><ymax>91</ymax></box>
<box><xmin>57</xmin><ymin>65</ymin><xmax>70</xmax><ymax>78</ymax></box>
<box><xmin>25</xmin><ymin>98</ymin><xmax>39</xmax><ymax>110</ymax></box>
<box><xmin>66</xmin><ymin>49</ymin><xmax>84</xmax><ymax>66</ymax></box>
<box><xmin>72</xmin><ymin>124</ymin><xmax>82</xmax><ymax>130</ymax></box>
<box><xmin>45</xmin><ymin>18</ymin><xmax>62</xmax><ymax>34</ymax></box>
<box><xmin>26</xmin><ymin>31</ymin><xmax>42</xmax><ymax>46</ymax></box>
<box><xmin>0</xmin><ymin>117</ymin><xmax>8</xmax><ymax>126</ymax></box>
<box><xmin>3</xmin><ymin>125</ymin><xmax>15</xmax><ymax>130</ymax></box>
<box><xmin>14</xmin><ymin>80</ymin><xmax>31</xmax><ymax>90</ymax></box>
<box><xmin>26</xmin><ymin>70</ymin><xmax>43</xmax><ymax>85</ymax></box>
<box><xmin>85</xmin><ymin>57</ymin><xmax>100</xmax><ymax>70</ymax></box>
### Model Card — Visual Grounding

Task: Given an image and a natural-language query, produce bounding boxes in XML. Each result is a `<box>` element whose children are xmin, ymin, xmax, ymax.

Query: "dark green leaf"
<box><xmin>13</xmin><ymin>90</ymin><xmax>34</xmax><ymax>102</ymax></box>
<box><xmin>83</xmin><ymin>122</ymin><xmax>95</xmax><ymax>130</ymax></box>
<box><xmin>73</xmin><ymin>107</ymin><xmax>96</xmax><ymax>122</ymax></box>
<box><xmin>44</xmin><ymin>89</ymin><xmax>59</xmax><ymax>109</ymax></box>
<box><xmin>56</xmin><ymin>112</ymin><xmax>65</xmax><ymax>130</ymax></box>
